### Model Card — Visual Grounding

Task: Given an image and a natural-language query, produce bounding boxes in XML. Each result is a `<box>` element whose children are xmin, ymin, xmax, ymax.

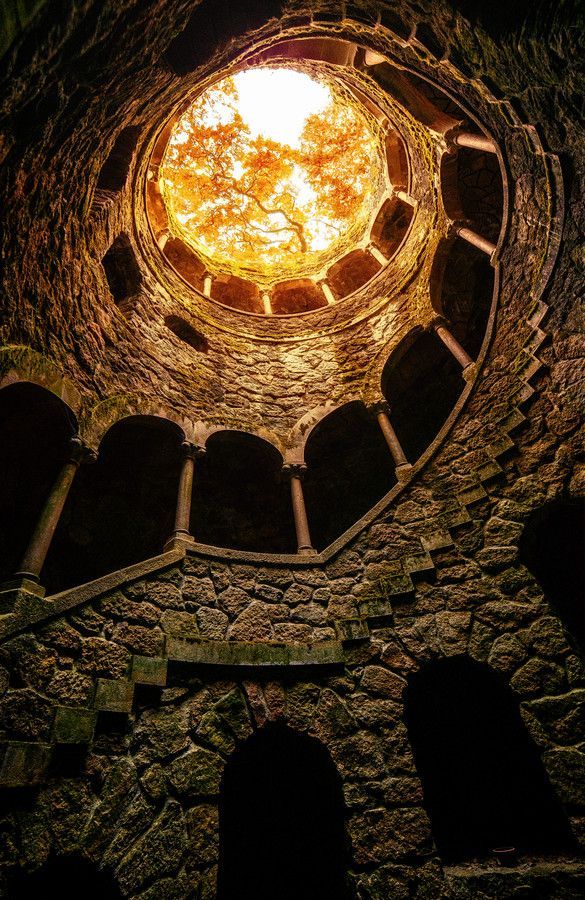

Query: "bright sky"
<box><xmin>233</xmin><ymin>68</ymin><xmax>330</xmax><ymax>148</ymax></box>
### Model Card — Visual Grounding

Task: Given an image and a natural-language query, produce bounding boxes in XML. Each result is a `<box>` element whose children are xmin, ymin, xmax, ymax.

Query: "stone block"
<box><xmin>53</xmin><ymin>706</ymin><xmax>97</xmax><ymax>744</ymax></box>
<box><xmin>94</xmin><ymin>679</ymin><xmax>134</xmax><ymax>713</ymax></box>
<box><xmin>0</xmin><ymin>741</ymin><xmax>51</xmax><ymax>787</ymax></box>
<box><xmin>335</xmin><ymin>618</ymin><xmax>369</xmax><ymax>643</ymax></box>
<box><xmin>131</xmin><ymin>655</ymin><xmax>168</xmax><ymax>687</ymax></box>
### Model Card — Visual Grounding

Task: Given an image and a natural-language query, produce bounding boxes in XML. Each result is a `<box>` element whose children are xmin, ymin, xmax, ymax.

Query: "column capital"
<box><xmin>427</xmin><ymin>314</ymin><xmax>448</xmax><ymax>333</ymax></box>
<box><xmin>69</xmin><ymin>436</ymin><xmax>97</xmax><ymax>465</ymax></box>
<box><xmin>282</xmin><ymin>462</ymin><xmax>307</xmax><ymax>480</ymax></box>
<box><xmin>181</xmin><ymin>441</ymin><xmax>206</xmax><ymax>460</ymax></box>
<box><xmin>367</xmin><ymin>399</ymin><xmax>391</xmax><ymax>417</ymax></box>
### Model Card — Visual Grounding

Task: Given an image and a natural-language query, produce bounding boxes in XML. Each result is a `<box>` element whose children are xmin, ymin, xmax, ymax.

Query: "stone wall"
<box><xmin>0</xmin><ymin>0</ymin><xmax>583</xmax><ymax>897</ymax></box>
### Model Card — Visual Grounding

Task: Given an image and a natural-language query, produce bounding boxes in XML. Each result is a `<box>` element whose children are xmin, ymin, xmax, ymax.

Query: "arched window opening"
<box><xmin>370</xmin><ymin>197</ymin><xmax>414</xmax><ymax>260</ymax></box>
<box><xmin>271</xmin><ymin>279</ymin><xmax>326</xmax><ymax>315</ymax></box>
<box><xmin>441</xmin><ymin>145</ymin><xmax>503</xmax><ymax>245</ymax></box>
<box><xmin>0</xmin><ymin>383</ymin><xmax>76</xmax><ymax>581</ymax></box>
<box><xmin>163</xmin><ymin>236</ymin><xmax>207</xmax><ymax>290</ymax></box>
<box><xmin>96</xmin><ymin>125</ymin><xmax>141</xmax><ymax>193</ymax></box>
<box><xmin>218</xmin><ymin>724</ymin><xmax>349</xmax><ymax>900</ymax></box>
<box><xmin>456</xmin><ymin>146</ymin><xmax>503</xmax><ymax>244</ymax></box>
<box><xmin>382</xmin><ymin>330</ymin><xmax>464</xmax><ymax>463</ymax></box>
<box><xmin>519</xmin><ymin>497</ymin><xmax>585</xmax><ymax>649</ymax></box>
<box><xmin>192</xmin><ymin>431</ymin><xmax>295</xmax><ymax>553</ymax></box>
<box><xmin>102</xmin><ymin>234</ymin><xmax>142</xmax><ymax>314</ymax></box>
<box><xmin>7</xmin><ymin>855</ymin><xmax>122</xmax><ymax>900</ymax></box>
<box><xmin>44</xmin><ymin>416</ymin><xmax>182</xmax><ymax>593</ymax></box>
<box><xmin>433</xmin><ymin>237</ymin><xmax>494</xmax><ymax>359</ymax></box>
<box><xmin>210</xmin><ymin>274</ymin><xmax>263</xmax><ymax>313</ymax></box>
<box><xmin>327</xmin><ymin>249</ymin><xmax>381</xmax><ymax>300</ymax></box>
<box><xmin>165</xmin><ymin>315</ymin><xmax>209</xmax><ymax>353</ymax></box>
<box><xmin>405</xmin><ymin>657</ymin><xmax>575</xmax><ymax>862</ymax></box>
<box><xmin>303</xmin><ymin>401</ymin><xmax>396</xmax><ymax>551</ymax></box>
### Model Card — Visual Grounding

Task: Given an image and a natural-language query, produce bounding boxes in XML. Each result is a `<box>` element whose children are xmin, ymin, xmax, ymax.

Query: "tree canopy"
<box><xmin>160</xmin><ymin>68</ymin><xmax>385</xmax><ymax>283</ymax></box>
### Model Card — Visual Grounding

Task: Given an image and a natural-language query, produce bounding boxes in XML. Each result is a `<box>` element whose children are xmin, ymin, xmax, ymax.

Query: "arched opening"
<box><xmin>165</xmin><ymin>315</ymin><xmax>209</xmax><ymax>352</ymax></box>
<box><xmin>327</xmin><ymin>249</ymin><xmax>381</xmax><ymax>300</ymax></box>
<box><xmin>441</xmin><ymin>144</ymin><xmax>503</xmax><ymax>245</ymax></box>
<box><xmin>7</xmin><ymin>855</ymin><xmax>122</xmax><ymax>900</ymax></box>
<box><xmin>382</xmin><ymin>330</ymin><xmax>464</xmax><ymax>463</ymax></box>
<box><xmin>519</xmin><ymin>497</ymin><xmax>585</xmax><ymax>650</ymax></box>
<box><xmin>370</xmin><ymin>196</ymin><xmax>414</xmax><ymax>260</ymax></box>
<box><xmin>303</xmin><ymin>401</ymin><xmax>396</xmax><ymax>550</ymax></box>
<box><xmin>0</xmin><ymin>383</ymin><xmax>76</xmax><ymax>582</ymax></box>
<box><xmin>210</xmin><ymin>274</ymin><xmax>263</xmax><ymax>313</ymax></box>
<box><xmin>44</xmin><ymin>416</ymin><xmax>182</xmax><ymax>592</ymax></box>
<box><xmin>218</xmin><ymin>723</ymin><xmax>349</xmax><ymax>900</ymax></box>
<box><xmin>96</xmin><ymin>125</ymin><xmax>141</xmax><ymax>193</ymax></box>
<box><xmin>163</xmin><ymin>236</ymin><xmax>207</xmax><ymax>290</ymax></box>
<box><xmin>431</xmin><ymin>236</ymin><xmax>494</xmax><ymax>359</ymax></box>
<box><xmin>192</xmin><ymin>431</ymin><xmax>295</xmax><ymax>553</ymax></box>
<box><xmin>102</xmin><ymin>233</ymin><xmax>142</xmax><ymax>314</ymax></box>
<box><xmin>271</xmin><ymin>279</ymin><xmax>326</xmax><ymax>315</ymax></box>
<box><xmin>405</xmin><ymin>656</ymin><xmax>575</xmax><ymax>862</ymax></box>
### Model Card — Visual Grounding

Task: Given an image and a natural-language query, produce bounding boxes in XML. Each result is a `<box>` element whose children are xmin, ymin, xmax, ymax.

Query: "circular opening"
<box><xmin>160</xmin><ymin>66</ymin><xmax>387</xmax><ymax>286</ymax></box>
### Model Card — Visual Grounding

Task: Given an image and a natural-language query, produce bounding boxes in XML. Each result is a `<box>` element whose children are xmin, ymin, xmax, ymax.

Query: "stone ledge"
<box><xmin>0</xmin><ymin>550</ymin><xmax>185</xmax><ymax>639</ymax></box>
<box><xmin>443</xmin><ymin>858</ymin><xmax>585</xmax><ymax>898</ymax></box>
<box><xmin>166</xmin><ymin>636</ymin><xmax>344</xmax><ymax>668</ymax></box>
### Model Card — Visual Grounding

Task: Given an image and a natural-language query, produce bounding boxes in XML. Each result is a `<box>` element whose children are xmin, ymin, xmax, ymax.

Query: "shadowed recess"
<box><xmin>192</xmin><ymin>431</ymin><xmax>296</xmax><ymax>553</ymax></box>
<box><xmin>382</xmin><ymin>330</ymin><xmax>464</xmax><ymax>463</ymax></box>
<box><xmin>0</xmin><ymin>383</ymin><xmax>76</xmax><ymax>581</ymax></box>
<box><xmin>405</xmin><ymin>656</ymin><xmax>575</xmax><ymax>861</ymax></box>
<box><xmin>218</xmin><ymin>723</ymin><xmax>350</xmax><ymax>900</ymax></box>
<box><xmin>44</xmin><ymin>416</ymin><xmax>181</xmax><ymax>592</ymax></box>
<box><xmin>303</xmin><ymin>400</ymin><xmax>396</xmax><ymax>551</ymax></box>
<box><xmin>519</xmin><ymin>497</ymin><xmax>585</xmax><ymax>649</ymax></box>
<box><xmin>6</xmin><ymin>855</ymin><xmax>122</xmax><ymax>899</ymax></box>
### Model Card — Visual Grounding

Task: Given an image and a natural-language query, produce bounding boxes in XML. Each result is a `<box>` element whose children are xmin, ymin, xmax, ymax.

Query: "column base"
<box><xmin>395</xmin><ymin>463</ymin><xmax>413</xmax><ymax>483</ymax></box>
<box><xmin>0</xmin><ymin>576</ymin><xmax>46</xmax><ymax>615</ymax></box>
<box><xmin>297</xmin><ymin>546</ymin><xmax>318</xmax><ymax>556</ymax></box>
<box><xmin>463</xmin><ymin>362</ymin><xmax>478</xmax><ymax>382</ymax></box>
<box><xmin>163</xmin><ymin>533</ymin><xmax>196</xmax><ymax>552</ymax></box>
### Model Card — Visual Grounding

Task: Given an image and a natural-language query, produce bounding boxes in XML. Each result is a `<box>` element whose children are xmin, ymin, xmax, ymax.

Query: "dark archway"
<box><xmin>432</xmin><ymin>237</ymin><xmax>494</xmax><ymax>359</ymax></box>
<box><xmin>519</xmin><ymin>497</ymin><xmax>585</xmax><ymax>650</ymax></box>
<box><xmin>382</xmin><ymin>330</ymin><xmax>464</xmax><ymax>463</ymax></box>
<box><xmin>6</xmin><ymin>855</ymin><xmax>122</xmax><ymax>900</ymax></box>
<box><xmin>405</xmin><ymin>656</ymin><xmax>575</xmax><ymax>862</ymax></box>
<box><xmin>303</xmin><ymin>401</ymin><xmax>396</xmax><ymax>550</ymax></box>
<box><xmin>0</xmin><ymin>383</ymin><xmax>76</xmax><ymax>582</ymax></box>
<box><xmin>192</xmin><ymin>431</ymin><xmax>295</xmax><ymax>553</ymax></box>
<box><xmin>218</xmin><ymin>723</ymin><xmax>349</xmax><ymax>900</ymax></box>
<box><xmin>44</xmin><ymin>416</ymin><xmax>182</xmax><ymax>592</ymax></box>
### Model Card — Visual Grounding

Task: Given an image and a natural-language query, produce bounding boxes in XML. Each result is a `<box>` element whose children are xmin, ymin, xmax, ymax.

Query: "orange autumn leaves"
<box><xmin>161</xmin><ymin>71</ymin><xmax>384</xmax><ymax>282</ymax></box>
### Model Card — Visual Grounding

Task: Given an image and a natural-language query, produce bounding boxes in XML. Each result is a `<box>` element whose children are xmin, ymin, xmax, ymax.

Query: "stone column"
<box><xmin>167</xmin><ymin>442</ymin><xmax>204</xmax><ymax>547</ymax></box>
<box><xmin>453</xmin><ymin>132</ymin><xmax>497</xmax><ymax>154</ymax></box>
<box><xmin>283</xmin><ymin>464</ymin><xmax>316</xmax><ymax>556</ymax></box>
<box><xmin>369</xmin><ymin>244</ymin><xmax>388</xmax><ymax>266</ymax></box>
<box><xmin>455</xmin><ymin>224</ymin><xmax>497</xmax><ymax>257</ymax></box>
<box><xmin>203</xmin><ymin>274</ymin><xmax>213</xmax><ymax>297</ymax></box>
<box><xmin>157</xmin><ymin>229</ymin><xmax>170</xmax><ymax>251</ymax></box>
<box><xmin>16</xmin><ymin>437</ymin><xmax>95</xmax><ymax>585</ymax></box>
<box><xmin>320</xmin><ymin>282</ymin><xmax>336</xmax><ymax>305</ymax></box>
<box><xmin>395</xmin><ymin>189</ymin><xmax>416</xmax><ymax>206</ymax></box>
<box><xmin>371</xmin><ymin>401</ymin><xmax>412</xmax><ymax>481</ymax></box>
<box><xmin>262</xmin><ymin>292</ymin><xmax>273</xmax><ymax>315</ymax></box>
<box><xmin>431</xmin><ymin>317</ymin><xmax>475</xmax><ymax>377</ymax></box>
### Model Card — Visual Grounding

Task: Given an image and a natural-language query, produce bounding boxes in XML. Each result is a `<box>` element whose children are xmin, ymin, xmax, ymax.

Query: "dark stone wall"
<box><xmin>0</xmin><ymin>0</ymin><xmax>583</xmax><ymax>897</ymax></box>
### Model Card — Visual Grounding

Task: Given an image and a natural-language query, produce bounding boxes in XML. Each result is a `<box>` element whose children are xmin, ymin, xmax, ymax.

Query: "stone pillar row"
<box><xmin>4</xmin><ymin>311</ymin><xmax>478</xmax><ymax>590</ymax></box>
